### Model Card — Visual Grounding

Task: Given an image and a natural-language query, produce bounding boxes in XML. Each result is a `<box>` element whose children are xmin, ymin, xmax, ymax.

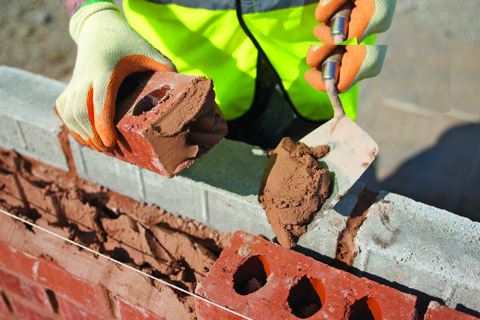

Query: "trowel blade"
<box><xmin>300</xmin><ymin>115</ymin><xmax>378</xmax><ymax>215</ymax></box>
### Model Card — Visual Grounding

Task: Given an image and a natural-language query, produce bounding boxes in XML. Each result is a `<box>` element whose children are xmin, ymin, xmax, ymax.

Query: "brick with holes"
<box><xmin>106</xmin><ymin>71</ymin><xmax>228</xmax><ymax>178</ymax></box>
<box><xmin>424</xmin><ymin>301</ymin><xmax>479</xmax><ymax>320</ymax></box>
<box><xmin>195</xmin><ymin>230</ymin><xmax>417</xmax><ymax>320</ymax></box>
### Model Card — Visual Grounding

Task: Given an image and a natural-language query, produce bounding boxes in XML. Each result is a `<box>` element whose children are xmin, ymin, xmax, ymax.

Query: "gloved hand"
<box><xmin>314</xmin><ymin>0</ymin><xmax>396</xmax><ymax>44</ymax></box>
<box><xmin>304</xmin><ymin>44</ymin><xmax>387</xmax><ymax>93</ymax></box>
<box><xmin>56</xmin><ymin>2</ymin><xmax>176</xmax><ymax>152</ymax></box>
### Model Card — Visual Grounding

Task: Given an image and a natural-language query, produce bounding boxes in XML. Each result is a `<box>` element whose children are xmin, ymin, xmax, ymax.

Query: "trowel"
<box><xmin>300</xmin><ymin>5</ymin><xmax>378</xmax><ymax>218</ymax></box>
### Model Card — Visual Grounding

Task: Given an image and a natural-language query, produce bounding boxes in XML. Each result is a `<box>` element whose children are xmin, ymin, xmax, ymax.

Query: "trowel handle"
<box><xmin>322</xmin><ymin>48</ymin><xmax>346</xmax><ymax>130</ymax></box>
<box><xmin>330</xmin><ymin>1</ymin><xmax>354</xmax><ymax>44</ymax></box>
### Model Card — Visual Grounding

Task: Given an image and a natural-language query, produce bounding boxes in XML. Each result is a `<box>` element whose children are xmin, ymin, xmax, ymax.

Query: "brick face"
<box><xmin>0</xmin><ymin>241</ymin><xmax>110</xmax><ymax>317</ymax></box>
<box><xmin>0</xmin><ymin>292</ymin><xmax>10</xmax><ymax>314</ymax></box>
<box><xmin>0</xmin><ymin>313</ymin><xmax>13</xmax><ymax>320</ymax></box>
<box><xmin>35</xmin><ymin>259</ymin><xmax>110</xmax><ymax>317</ymax></box>
<box><xmin>0</xmin><ymin>267</ymin><xmax>52</xmax><ymax>312</ymax></box>
<box><xmin>196</xmin><ymin>231</ymin><xmax>418</xmax><ymax>320</ymax></box>
<box><xmin>10</xmin><ymin>298</ymin><xmax>58</xmax><ymax>320</ymax></box>
<box><xmin>424</xmin><ymin>302</ymin><xmax>479</xmax><ymax>320</ymax></box>
<box><xmin>57</xmin><ymin>295</ymin><xmax>110</xmax><ymax>320</ymax></box>
<box><xmin>117</xmin><ymin>297</ymin><xmax>166</xmax><ymax>320</ymax></box>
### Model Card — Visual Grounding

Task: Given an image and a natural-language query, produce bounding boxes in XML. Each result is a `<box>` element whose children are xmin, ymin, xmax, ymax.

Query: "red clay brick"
<box><xmin>10</xmin><ymin>298</ymin><xmax>57</xmax><ymax>320</ymax></box>
<box><xmin>424</xmin><ymin>301</ymin><xmax>479</xmax><ymax>320</ymax></box>
<box><xmin>0</xmin><ymin>242</ymin><xmax>110</xmax><ymax>317</ymax></box>
<box><xmin>35</xmin><ymin>259</ymin><xmax>110</xmax><ymax>317</ymax></box>
<box><xmin>117</xmin><ymin>296</ymin><xmax>166</xmax><ymax>320</ymax></box>
<box><xmin>196</xmin><ymin>230</ymin><xmax>418</xmax><ymax>320</ymax></box>
<box><xmin>0</xmin><ymin>241</ymin><xmax>41</xmax><ymax>282</ymax></box>
<box><xmin>108</xmin><ymin>71</ymin><xmax>227</xmax><ymax>178</ymax></box>
<box><xmin>0</xmin><ymin>313</ymin><xmax>13</xmax><ymax>320</ymax></box>
<box><xmin>57</xmin><ymin>295</ymin><xmax>110</xmax><ymax>320</ymax></box>
<box><xmin>0</xmin><ymin>292</ymin><xmax>10</xmax><ymax>314</ymax></box>
<box><xmin>0</xmin><ymin>267</ymin><xmax>52</xmax><ymax>312</ymax></box>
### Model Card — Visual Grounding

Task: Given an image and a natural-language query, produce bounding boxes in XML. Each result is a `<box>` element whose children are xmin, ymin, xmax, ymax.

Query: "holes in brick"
<box><xmin>132</xmin><ymin>86</ymin><xmax>171</xmax><ymax>116</ymax></box>
<box><xmin>348</xmin><ymin>297</ymin><xmax>382</xmax><ymax>320</ymax></box>
<box><xmin>233</xmin><ymin>255</ymin><xmax>270</xmax><ymax>295</ymax></box>
<box><xmin>287</xmin><ymin>277</ymin><xmax>325</xmax><ymax>318</ymax></box>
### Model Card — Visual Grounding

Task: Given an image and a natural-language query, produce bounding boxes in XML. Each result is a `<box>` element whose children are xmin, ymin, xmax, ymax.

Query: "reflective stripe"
<box><xmin>241</xmin><ymin>0</ymin><xmax>318</xmax><ymax>14</ymax></box>
<box><xmin>145</xmin><ymin>0</ymin><xmax>235</xmax><ymax>10</ymax></box>
<box><xmin>145</xmin><ymin>0</ymin><xmax>318</xmax><ymax>13</ymax></box>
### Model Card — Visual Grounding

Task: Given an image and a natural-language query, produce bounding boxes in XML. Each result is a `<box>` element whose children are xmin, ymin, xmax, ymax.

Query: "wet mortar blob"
<box><xmin>259</xmin><ymin>137</ymin><xmax>331</xmax><ymax>249</ymax></box>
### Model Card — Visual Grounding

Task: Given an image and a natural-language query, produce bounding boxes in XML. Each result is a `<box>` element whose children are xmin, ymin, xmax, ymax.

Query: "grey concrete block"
<box><xmin>0</xmin><ymin>66</ymin><xmax>68</xmax><ymax>171</ymax></box>
<box><xmin>296</xmin><ymin>181</ymin><xmax>365</xmax><ymax>263</ymax></box>
<box><xmin>141</xmin><ymin>170</ymin><xmax>207</xmax><ymax>223</ymax></box>
<box><xmin>353</xmin><ymin>191</ymin><xmax>480</xmax><ymax>312</ymax></box>
<box><xmin>69</xmin><ymin>136</ymin><xmax>145</xmax><ymax>201</ymax></box>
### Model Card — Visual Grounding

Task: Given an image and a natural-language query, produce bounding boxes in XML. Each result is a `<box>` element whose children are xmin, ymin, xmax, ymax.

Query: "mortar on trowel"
<box><xmin>259</xmin><ymin>4</ymin><xmax>379</xmax><ymax>249</ymax></box>
<box><xmin>108</xmin><ymin>71</ymin><xmax>228</xmax><ymax>178</ymax></box>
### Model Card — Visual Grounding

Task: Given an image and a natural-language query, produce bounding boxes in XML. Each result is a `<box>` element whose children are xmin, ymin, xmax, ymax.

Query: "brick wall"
<box><xmin>0</xmin><ymin>241</ymin><xmax>166</xmax><ymax>320</ymax></box>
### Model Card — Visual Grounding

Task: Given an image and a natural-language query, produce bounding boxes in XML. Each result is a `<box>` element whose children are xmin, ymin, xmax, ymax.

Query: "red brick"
<box><xmin>35</xmin><ymin>259</ymin><xmax>110</xmax><ymax>317</ymax></box>
<box><xmin>57</xmin><ymin>295</ymin><xmax>109</xmax><ymax>320</ymax></box>
<box><xmin>0</xmin><ymin>242</ymin><xmax>110</xmax><ymax>316</ymax></box>
<box><xmin>0</xmin><ymin>313</ymin><xmax>13</xmax><ymax>320</ymax></box>
<box><xmin>108</xmin><ymin>71</ymin><xmax>227</xmax><ymax>178</ymax></box>
<box><xmin>195</xmin><ymin>230</ymin><xmax>417</xmax><ymax>320</ymax></box>
<box><xmin>0</xmin><ymin>292</ymin><xmax>10</xmax><ymax>314</ymax></box>
<box><xmin>424</xmin><ymin>301</ymin><xmax>479</xmax><ymax>320</ymax></box>
<box><xmin>0</xmin><ymin>241</ymin><xmax>41</xmax><ymax>282</ymax></box>
<box><xmin>0</xmin><ymin>268</ymin><xmax>52</xmax><ymax>312</ymax></box>
<box><xmin>10</xmin><ymin>298</ymin><xmax>57</xmax><ymax>320</ymax></box>
<box><xmin>117</xmin><ymin>296</ymin><xmax>166</xmax><ymax>320</ymax></box>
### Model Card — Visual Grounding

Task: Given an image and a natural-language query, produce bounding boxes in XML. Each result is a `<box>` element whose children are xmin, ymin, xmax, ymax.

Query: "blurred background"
<box><xmin>1</xmin><ymin>0</ymin><xmax>479</xmax><ymax>221</ymax></box>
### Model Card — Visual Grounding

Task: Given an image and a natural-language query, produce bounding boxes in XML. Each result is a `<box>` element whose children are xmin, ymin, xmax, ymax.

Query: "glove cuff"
<box><xmin>69</xmin><ymin>1</ymin><xmax>122</xmax><ymax>43</ymax></box>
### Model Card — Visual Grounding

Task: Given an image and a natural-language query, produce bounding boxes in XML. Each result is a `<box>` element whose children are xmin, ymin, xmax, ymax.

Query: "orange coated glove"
<box><xmin>314</xmin><ymin>0</ymin><xmax>396</xmax><ymax>44</ymax></box>
<box><xmin>304</xmin><ymin>45</ymin><xmax>387</xmax><ymax>93</ymax></box>
<box><xmin>55</xmin><ymin>2</ymin><xmax>176</xmax><ymax>152</ymax></box>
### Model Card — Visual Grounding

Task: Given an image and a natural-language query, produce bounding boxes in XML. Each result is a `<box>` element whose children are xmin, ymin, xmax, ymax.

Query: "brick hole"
<box><xmin>348</xmin><ymin>297</ymin><xmax>382</xmax><ymax>320</ymax></box>
<box><xmin>233</xmin><ymin>255</ymin><xmax>270</xmax><ymax>296</ymax></box>
<box><xmin>132</xmin><ymin>86</ymin><xmax>171</xmax><ymax>116</ymax></box>
<box><xmin>287</xmin><ymin>277</ymin><xmax>324</xmax><ymax>318</ymax></box>
<box><xmin>45</xmin><ymin>289</ymin><xmax>59</xmax><ymax>313</ymax></box>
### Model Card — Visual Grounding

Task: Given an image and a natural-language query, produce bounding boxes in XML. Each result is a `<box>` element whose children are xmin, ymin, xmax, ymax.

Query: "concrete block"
<box><xmin>196</xmin><ymin>230</ymin><xmax>418</xmax><ymax>320</ymax></box>
<box><xmin>0</xmin><ymin>66</ymin><xmax>68</xmax><ymax>171</ymax></box>
<box><xmin>69</xmin><ymin>135</ymin><xmax>145</xmax><ymax>201</ymax></box>
<box><xmin>353</xmin><ymin>191</ymin><xmax>480</xmax><ymax>312</ymax></box>
<box><xmin>296</xmin><ymin>181</ymin><xmax>365</xmax><ymax>263</ymax></box>
<box><xmin>141</xmin><ymin>169</ymin><xmax>207</xmax><ymax>223</ymax></box>
<box><xmin>424</xmin><ymin>301</ymin><xmax>479</xmax><ymax>320</ymax></box>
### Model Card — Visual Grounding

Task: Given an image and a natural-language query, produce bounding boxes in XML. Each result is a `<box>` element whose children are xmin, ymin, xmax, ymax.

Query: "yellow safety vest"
<box><xmin>123</xmin><ymin>0</ymin><xmax>374</xmax><ymax>121</ymax></box>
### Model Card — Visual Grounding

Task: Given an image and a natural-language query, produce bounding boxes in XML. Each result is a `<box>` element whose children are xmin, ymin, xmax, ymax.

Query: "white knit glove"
<box><xmin>55</xmin><ymin>2</ymin><xmax>176</xmax><ymax>152</ymax></box>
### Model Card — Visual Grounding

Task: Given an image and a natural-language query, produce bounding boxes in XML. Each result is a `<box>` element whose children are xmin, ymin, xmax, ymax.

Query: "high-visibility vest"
<box><xmin>123</xmin><ymin>0</ymin><xmax>374</xmax><ymax>121</ymax></box>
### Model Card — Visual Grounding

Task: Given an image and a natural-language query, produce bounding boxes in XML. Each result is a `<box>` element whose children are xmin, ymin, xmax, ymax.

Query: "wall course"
<box><xmin>196</xmin><ymin>230</ymin><xmax>418</xmax><ymax>320</ymax></box>
<box><xmin>116</xmin><ymin>297</ymin><xmax>166</xmax><ymax>320</ymax></box>
<box><xmin>0</xmin><ymin>241</ymin><xmax>110</xmax><ymax>317</ymax></box>
<box><xmin>35</xmin><ymin>260</ymin><xmax>111</xmax><ymax>318</ymax></box>
<box><xmin>10</xmin><ymin>298</ymin><xmax>58</xmax><ymax>320</ymax></box>
<box><xmin>0</xmin><ymin>66</ymin><xmax>68</xmax><ymax>171</ymax></box>
<box><xmin>424</xmin><ymin>301</ymin><xmax>479</xmax><ymax>320</ymax></box>
<box><xmin>353</xmin><ymin>192</ymin><xmax>480</xmax><ymax>312</ymax></box>
<box><xmin>0</xmin><ymin>267</ymin><xmax>52</xmax><ymax>312</ymax></box>
<box><xmin>57</xmin><ymin>295</ymin><xmax>110</xmax><ymax>320</ymax></box>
